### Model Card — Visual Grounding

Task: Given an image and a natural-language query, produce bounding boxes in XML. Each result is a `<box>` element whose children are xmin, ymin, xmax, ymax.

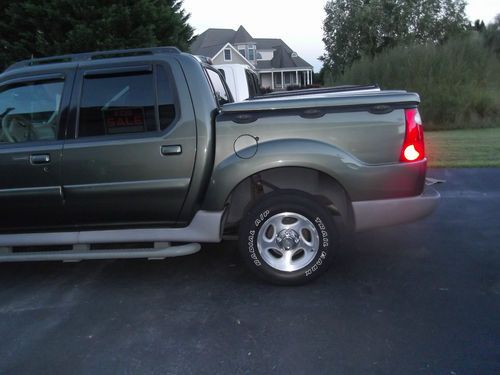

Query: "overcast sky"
<box><xmin>183</xmin><ymin>0</ymin><xmax>500</xmax><ymax>72</ymax></box>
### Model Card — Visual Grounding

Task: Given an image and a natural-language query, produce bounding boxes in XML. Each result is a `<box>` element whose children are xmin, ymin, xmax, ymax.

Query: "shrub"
<box><xmin>259</xmin><ymin>87</ymin><xmax>274</xmax><ymax>94</ymax></box>
<box><xmin>328</xmin><ymin>33</ymin><xmax>500</xmax><ymax>130</ymax></box>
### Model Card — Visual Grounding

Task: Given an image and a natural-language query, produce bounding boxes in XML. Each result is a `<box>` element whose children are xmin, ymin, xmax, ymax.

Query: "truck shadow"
<box><xmin>0</xmin><ymin>230</ymin><xmax>415</xmax><ymax>291</ymax></box>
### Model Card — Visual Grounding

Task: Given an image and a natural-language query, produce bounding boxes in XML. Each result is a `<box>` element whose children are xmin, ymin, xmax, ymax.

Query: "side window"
<box><xmin>78</xmin><ymin>72</ymin><xmax>156</xmax><ymax>137</ymax></box>
<box><xmin>206</xmin><ymin>69</ymin><xmax>231</xmax><ymax>106</ymax></box>
<box><xmin>157</xmin><ymin>67</ymin><xmax>177</xmax><ymax>131</ymax></box>
<box><xmin>252</xmin><ymin>73</ymin><xmax>261</xmax><ymax>96</ymax></box>
<box><xmin>0</xmin><ymin>80</ymin><xmax>64</xmax><ymax>144</ymax></box>
<box><xmin>245</xmin><ymin>70</ymin><xmax>258</xmax><ymax>98</ymax></box>
<box><xmin>218</xmin><ymin>68</ymin><xmax>226</xmax><ymax>80</ymax></box>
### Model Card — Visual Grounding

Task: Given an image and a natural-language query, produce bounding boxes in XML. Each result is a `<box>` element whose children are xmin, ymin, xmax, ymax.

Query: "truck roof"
<box><xmin>3</xmin><ymin>46</ymin><xmax>182</xmax><ymax>74</ymax></box>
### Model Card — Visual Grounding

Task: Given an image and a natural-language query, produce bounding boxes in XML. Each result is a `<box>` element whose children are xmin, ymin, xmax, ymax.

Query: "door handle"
<box><xmin>161</xmin><ymin>145</ymin><xmax>182</xmax><ymax>156</ymax></box>
<box><xmin>30</xmin><ymin>154</ymin><xmax>51</xmax><ymax>165</ymax></box>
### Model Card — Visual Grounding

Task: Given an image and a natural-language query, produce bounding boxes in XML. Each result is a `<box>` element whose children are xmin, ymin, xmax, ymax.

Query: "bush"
<box><xmin>328</xmin><ymin>33</ymin><xmax>500</xmax><ymax>130</ymax></box>
<box><xmin>259</xmin><ymin>87</ymin><xmax>274</xmax><ymax>94</ymax></box>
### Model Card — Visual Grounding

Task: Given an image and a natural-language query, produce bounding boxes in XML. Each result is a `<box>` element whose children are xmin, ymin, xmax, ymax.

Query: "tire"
<box><xmin>238</xmin><ymin>190</ymin><xmax>337</xmax><ymax>285</ymax></box>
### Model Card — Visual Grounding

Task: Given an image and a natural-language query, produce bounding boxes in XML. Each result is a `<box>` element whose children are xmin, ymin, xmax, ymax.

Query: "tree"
<box><xmin>483</xmin><ymin>14</ymin><xmax>500</xmax><ymax>54</ymax></box>
<box><xmin>472</xmin><ymin>19</ymin><xmax>486</xmax><ymax>33</ymax></box>
<box><xmin>322</xmin><ymin>0</ymin><xmax>469</xmax><ymax>76</ymax></box>
<box><xmin>0</xmin><ymin>0</ymin><xmax>194</xmax><ymax>71</ymax></box>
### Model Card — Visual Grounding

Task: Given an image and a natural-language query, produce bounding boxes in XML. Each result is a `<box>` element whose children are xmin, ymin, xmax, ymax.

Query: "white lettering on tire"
<box><xmin>254</xmin><ymin>210</ymin><xmax>269</xmax><ymax>228</ymax></box>
<box><xmin>315</xmin><ymin>217</ymin><xmax>329</xmax><ymax>248</ymax></box>
<box><xmin>247</xmin><ymin>229</ymin><xmax>261</xmax><ymax>266</ymax></box>
<box><xmin>305</xmin><ymin>251</ymin><xmax>327</xmax><ymax>277</ymax></box>
<box><xmin>303</xmin><ymin>217</ymin><xmax>330</xmax><ymax>276</ymax></box>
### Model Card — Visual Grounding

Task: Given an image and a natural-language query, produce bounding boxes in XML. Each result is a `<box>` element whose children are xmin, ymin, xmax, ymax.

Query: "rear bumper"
<box><xmin>352</xmin><ymin>186</ymin><xmax>440</xmax><ymax>232</ymax></box>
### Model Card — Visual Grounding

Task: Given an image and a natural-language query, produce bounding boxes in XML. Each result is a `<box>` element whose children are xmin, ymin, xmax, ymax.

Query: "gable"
<box><xmin>212</xmin><ymin>44</ymin><xmax>253</xmax><ymax>66</ymax></box>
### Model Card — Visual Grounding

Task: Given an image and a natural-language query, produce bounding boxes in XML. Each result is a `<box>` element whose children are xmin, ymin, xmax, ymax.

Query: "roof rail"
<box><xmin>6</xmin><ymin>46</ymin><xmax>181</xmax><ymax>72</ymax></box>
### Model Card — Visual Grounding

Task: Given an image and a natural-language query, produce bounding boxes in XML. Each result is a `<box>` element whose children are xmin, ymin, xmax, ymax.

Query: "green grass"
<box><xmin>426</xmin><ymin>127</ymin><xmax>500</xmax><ymax>167</ymax></box>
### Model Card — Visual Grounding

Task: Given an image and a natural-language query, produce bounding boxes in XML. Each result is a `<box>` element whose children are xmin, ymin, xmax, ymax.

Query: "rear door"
<box><xmin>62</xmin><ymin>62</ymin><xmax>197</xmax><ymax>227</ymax></box>
<box><xmin>0</xmin><ymin>72</ymin><xmax>72</xmax><ymax>231</ymax></box>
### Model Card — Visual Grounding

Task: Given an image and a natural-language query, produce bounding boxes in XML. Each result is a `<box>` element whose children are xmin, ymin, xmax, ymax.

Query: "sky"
<box><xmin>182</xmin><ymin>0</ymin><xmax>500</xmax><ymax>72</ymax></box>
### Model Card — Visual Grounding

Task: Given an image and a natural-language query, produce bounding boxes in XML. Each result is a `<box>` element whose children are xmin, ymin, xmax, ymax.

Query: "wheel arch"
<box><xmin>216</xmin><ymin>166</ymin><xmax>355</xmax><ymax>233</ymax></box>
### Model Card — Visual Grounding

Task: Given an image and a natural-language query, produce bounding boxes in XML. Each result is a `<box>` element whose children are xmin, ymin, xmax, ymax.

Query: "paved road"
<box><xmin>0</xmin><ymin>169</ymin><xmax>498</xmax><ymax>374</ymax></box>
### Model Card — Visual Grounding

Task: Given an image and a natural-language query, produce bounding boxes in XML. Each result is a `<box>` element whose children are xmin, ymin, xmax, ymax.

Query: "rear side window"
<box><xmin>245</xmin><ymin>70</ymin><xmax>259</xmax><ymax>98</ymax></box>
<box><xmin>157</xmin><ymin>67</ymin><xmax>177</xmax><ymax>131</ymax></box>
<box><xmin>79</xmin><ymin>72</ymin><xmax>157</xmax><ymax>137</ymax></box>
<box><xmin>0</xmin><ymin>79</ymin><xmax>63</xmax><ymax>143</ymax></box>
<box><xmin>206</xmin><ymin>68</ymin><xmax>231</xmax><ymax>106</ymax></box>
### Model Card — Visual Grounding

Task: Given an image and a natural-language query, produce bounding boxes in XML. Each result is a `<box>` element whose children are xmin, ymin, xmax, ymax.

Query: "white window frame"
<box><xmin>224</xmin><ymin>49</ymin><xmax>232</xmax><ymax>61</ymax></box>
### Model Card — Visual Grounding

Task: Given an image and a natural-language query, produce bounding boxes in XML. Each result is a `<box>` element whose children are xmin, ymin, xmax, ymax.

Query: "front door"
<box><xmin>61</xmin><ymin>62</ymin><xmax>197</xmax><ymax>228</ymax></box>
<box><xmin>0</xmin><ymin>73</ymin><xmax>71</xmax><ymax>231</ymax></box>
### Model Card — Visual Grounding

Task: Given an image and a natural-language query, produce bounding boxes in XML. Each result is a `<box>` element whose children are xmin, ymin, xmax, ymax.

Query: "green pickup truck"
<box><xmin>0</xmin><ymin>47</ymin><xmax>439</xmax><ymax>284</ymax></box>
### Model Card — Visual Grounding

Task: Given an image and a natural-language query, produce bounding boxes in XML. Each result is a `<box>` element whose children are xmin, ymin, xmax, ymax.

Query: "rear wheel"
<box><xmin>238</xmin><ymin>190</ymin><xmax>337</xmax><ymax>285</ymax></box>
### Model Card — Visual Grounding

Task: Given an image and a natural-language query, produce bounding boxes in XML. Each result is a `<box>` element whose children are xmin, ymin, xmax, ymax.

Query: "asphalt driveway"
<box><xmin>0</xmin><ymin>169</ymin><xmax>498</xmax><ymax>374</ymax></box>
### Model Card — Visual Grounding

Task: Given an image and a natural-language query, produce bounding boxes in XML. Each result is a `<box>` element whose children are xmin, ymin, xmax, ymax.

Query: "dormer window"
<box><xmin>224</xmin><ymin>49</ymin><xmax>232</xmax><ymax>61</ymax></box>
<box><xmin>248</xmin><ymin>47</ymin><xmax>255</xmax><ymax>61</ymax></box>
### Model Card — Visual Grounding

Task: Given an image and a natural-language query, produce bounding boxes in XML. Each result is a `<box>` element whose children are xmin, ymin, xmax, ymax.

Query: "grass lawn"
<box><xmin>425</xmin><ymin>127</ymin><xmax>500</xmax><ymax>168</ymax></box>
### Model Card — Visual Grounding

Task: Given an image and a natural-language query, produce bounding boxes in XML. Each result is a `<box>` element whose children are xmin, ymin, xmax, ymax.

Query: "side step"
<box><xmin>0</xmin><ymin>242</ymin><xmax>201</xmax><ymax>263</ymax></box>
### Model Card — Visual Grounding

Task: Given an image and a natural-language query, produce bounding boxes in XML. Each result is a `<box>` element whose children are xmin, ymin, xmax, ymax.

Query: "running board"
<box><xmin>0</xmin><ymin>210</ymin><xmax>224</xmax><ymax>247</ymax></box>
<box><xmin>0</xmin><ymin>242</ymin><xmax>201</xmax><ymax>263</ymax></box>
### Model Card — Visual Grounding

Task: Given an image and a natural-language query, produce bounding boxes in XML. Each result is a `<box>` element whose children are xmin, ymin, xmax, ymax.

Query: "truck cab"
<box><xmin>0</xmin><ymin>47</ymin><xmax>228</xmax><ymax>233</ymax></box>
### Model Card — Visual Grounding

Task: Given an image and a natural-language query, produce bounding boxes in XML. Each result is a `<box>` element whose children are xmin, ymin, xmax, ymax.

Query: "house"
<box><xmin>191</xmin><ymin>26</ymin><xmax>314</xmax><ymax>91</ymax></box>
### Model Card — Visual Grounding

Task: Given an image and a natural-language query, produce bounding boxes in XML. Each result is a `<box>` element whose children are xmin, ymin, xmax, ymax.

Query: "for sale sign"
<box><xmin>103</xmin><ymin>108</ymin><xmax>145</xmax><ymax>134</ymax></box>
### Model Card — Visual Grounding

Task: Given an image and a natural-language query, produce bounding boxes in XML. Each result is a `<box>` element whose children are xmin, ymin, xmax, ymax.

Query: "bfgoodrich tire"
<box><xmin>238</xmin><ymin>190</ymin><xmax>337</xmax><ymax>285</ymax></box>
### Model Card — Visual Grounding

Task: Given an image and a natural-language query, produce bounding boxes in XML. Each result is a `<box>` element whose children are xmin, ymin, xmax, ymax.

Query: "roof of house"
<box><xmin>254</xmin><ymin>39</ymin><xmax>312</xmax><ymax>70</ymax></box>
<box><xmin>189</xmin><ymin>28</ymin><xmax>236</xmax><ymax>58</ymax></box>
<box><xmin>232</xmin><ymin>25</ymin><xmax>254</xmax><ymax>44</ymax></box>
<box><xmin>190</xmin><ymin>26</ymin><xmax>312</xmax><ymax>70</ymax></box>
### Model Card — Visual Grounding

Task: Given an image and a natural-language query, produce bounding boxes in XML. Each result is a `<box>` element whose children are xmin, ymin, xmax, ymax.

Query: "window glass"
<box><xmin>157</xmin><ymin>67</ymin><xmax>177</xmax><ymax>131</ymax></box>
<box><xmin>224</xmin><ymin>49</ymin><xmax>232</xmax><ymax>61</ymax></box>
<box><xmin>0</xmin><ymin>80</ymin><xmax>63</xmax><ymax>144</ymax></box>
<box><xmin>79</xmin><ymin>72</ymin><xmax>156</xmax><ymax>137</ymax></box>
<box><xmin>253</xmin><ymin>74</ymin><xmax>262</xmax><ymax>96</ymax></box>
<box><xmin>238</xmin><ymin>48</ymin><xmax>246</xmax><ymax>58</ymax></box>
<box><xmin>245</xmin><ymin>70</ymin><xmax>261</xmax><ymax>98</ymax></box>
<box><xmin>206</xmin><ymin>69</ymin><xmax>230</xmax><ymax>105</ymax></box>
<box><xmin>248</xmin><ymin>48</ymin><xmax>255</xmax><ymax>61</ymax></box>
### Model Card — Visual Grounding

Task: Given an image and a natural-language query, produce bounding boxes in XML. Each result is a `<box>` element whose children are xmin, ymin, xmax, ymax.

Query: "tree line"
<box><xmin>321</xmin><ymin>3</ymin><xmax>500</xmax><ymax>131</ymax></box>
<box><xmin>321</xmin><ymin>0</ymin><xmax>499</xmax><ymax>77</ymax></box>
<box><xmin>0</xmin><ymin>0</ymin><xmax>194</xmax><ymax>71</ymax></box>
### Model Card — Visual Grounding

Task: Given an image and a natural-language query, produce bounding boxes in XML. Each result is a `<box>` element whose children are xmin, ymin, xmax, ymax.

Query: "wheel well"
<box><xmin>223</xmin><ymin>167</ymin><xmax>354</xmax><ymax>233</ymax></box>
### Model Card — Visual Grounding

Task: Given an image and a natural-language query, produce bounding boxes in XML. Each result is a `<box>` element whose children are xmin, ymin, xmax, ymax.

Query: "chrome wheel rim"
<box><xmin>257</xmin><ymin>212</ymin><xmax>320</xmax><ymax>272</ymax></box>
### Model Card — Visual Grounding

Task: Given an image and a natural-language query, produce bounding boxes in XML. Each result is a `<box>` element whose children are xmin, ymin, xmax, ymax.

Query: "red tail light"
<box><xmin>400</xmin><ymin>108</ymin><xmax>425</xmax><ymax>162</ymax></box>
